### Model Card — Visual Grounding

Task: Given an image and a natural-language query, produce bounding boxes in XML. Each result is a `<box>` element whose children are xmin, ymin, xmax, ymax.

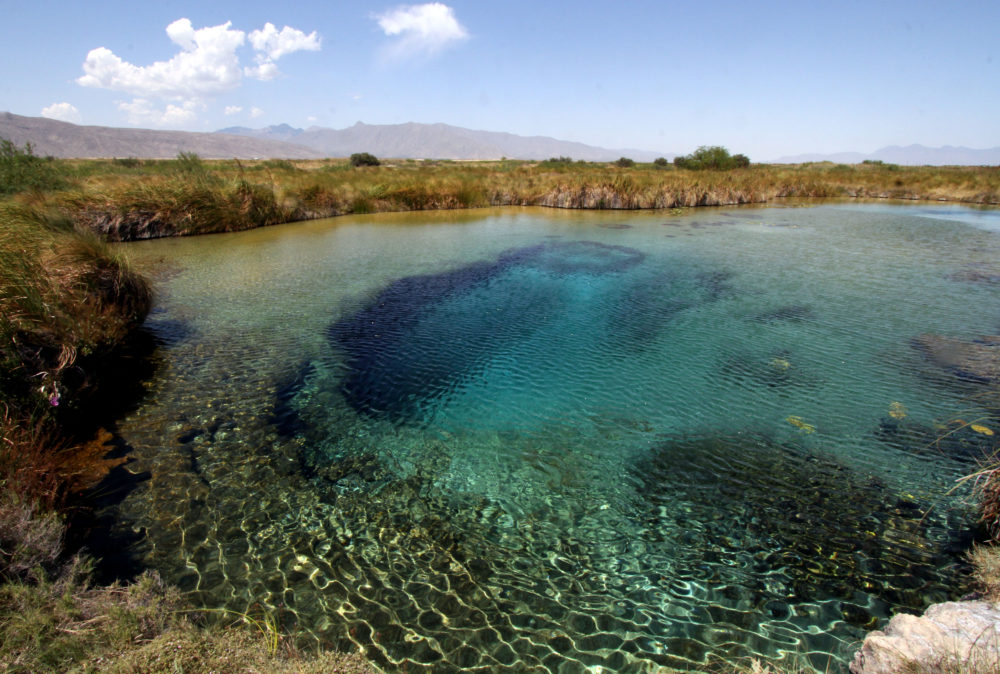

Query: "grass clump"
<box><xmin>0</xmin><ymin>204</ymin><xmax>151</xmax><ymax>422</ymax></box>
<box><xmin>0</xmin><ymin>138</ymin><xmax>69</xmax><ymax>195</ymax></box>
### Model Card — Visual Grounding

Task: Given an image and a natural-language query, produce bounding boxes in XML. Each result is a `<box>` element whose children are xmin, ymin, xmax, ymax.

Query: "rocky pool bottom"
<box><xmin>105</xmin><ymin>205</ymin><xmax>1000</xmax><ymax>672</ymax></box>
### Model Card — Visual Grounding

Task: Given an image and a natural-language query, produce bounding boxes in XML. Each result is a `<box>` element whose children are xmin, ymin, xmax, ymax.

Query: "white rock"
<box><xmin>850</xmin><ymin>601</ymin><xmax>1000</xmax><ymax>673</ymax></box>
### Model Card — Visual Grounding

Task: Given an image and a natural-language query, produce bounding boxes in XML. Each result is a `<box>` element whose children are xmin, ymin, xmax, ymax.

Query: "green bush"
<box><xmin>174</xmin><ymin>151</ymin><xmax>205</xmax><ymax>173</ymax></box>
<box><xmin>653</xmin><ymin>157</ymin><xmax>670</xmax><ymax>169</ymax></box>
<box><xmin>674</xmin><ymin>146</ymin><xmax>750</xmax><ymax>170</ymax></box>
<box><xmin>111</xmin><ymin>157</ymin><xmax>143</xmax><ymax>169</ymax></box>
<box><xmin>0</xmin><ymin>138</ymin><xmax>67</xmax><ymax>194</ymax></box>
<box><xmin>613</xmin><ymin>157</ymin><xmax>635</xmax><ymax>168</ymax></box>
<box><xmin>349</xmin><ymin>152</ymin><xmax>381</xmax><ymax>167</ymax></box>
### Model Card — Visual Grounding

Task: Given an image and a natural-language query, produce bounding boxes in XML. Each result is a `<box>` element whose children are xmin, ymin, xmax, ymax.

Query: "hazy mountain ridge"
<box><xmin>0</xmin><ymin>112</ymin><xmax>324</xmax><ymax>159</ymax></box>
<box><xmin>4</xmin><ymin>111</ymin><xmax>995</xmax><ymax>165</ymax></box>
<box><xmin>770</xmin><ymin>144</ymin><xmax>1000</xmax><ymax>166</ymax></box>
<box><xmin>218</xmin><ymin>121</ymin><xmax>669</xmax><ymax>162</ymax></box>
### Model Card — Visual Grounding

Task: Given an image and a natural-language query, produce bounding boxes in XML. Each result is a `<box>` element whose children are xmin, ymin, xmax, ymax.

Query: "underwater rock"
<box><xmin>874</xmin><ymin>415</ymin><xmax>994</xmax><ymax>462</ymax></box>
<box><xmin>751</xmin><ymin>305</ymin><xmax>816</xmax><ymax>323</ymax></box>
<box><xmin>950</xmin><ymin>265</ymin><xmax>1000</xmax><ymax>287</ymax></box>
<box><xmin>850</xmin><ymin>601</ymin><xmax>1000</xmax><ymax>674</ymax></box>
<box><xmin>632</xmin><ymin>432</ymin><xmax>969</xmax><ymax>626</ymax></box>
<box><xmin>913</xmin><ymin>333</ymin><xmax>1000</xmax><ymax>383</ymax></box>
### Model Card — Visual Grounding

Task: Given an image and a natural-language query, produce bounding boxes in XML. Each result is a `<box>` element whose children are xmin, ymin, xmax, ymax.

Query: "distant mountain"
<box><xmin>217</xmin><ymin>121</ymin><xmax>670</xmax><ymax>162</ymax></box>
<box><xmin>0</xmin><ymin>112</ymin><xmax>324</xmax><ymax>159</ymax></box>
<box><xmin>770</xmin><ymin>144</ymin><xmax>1000</xmax><ymax>166</ymax></box>
<box><xmin>216</xmin><ymin>123</ymin><xmax>304</xmax><ymax>143</ymax></box>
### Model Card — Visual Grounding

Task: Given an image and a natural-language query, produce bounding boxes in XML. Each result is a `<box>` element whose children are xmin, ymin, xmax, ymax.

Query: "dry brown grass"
<box><xmin>36</xmin><ymin>158</ymin><xmax>1000</xmax><ymax>241</ymax></box>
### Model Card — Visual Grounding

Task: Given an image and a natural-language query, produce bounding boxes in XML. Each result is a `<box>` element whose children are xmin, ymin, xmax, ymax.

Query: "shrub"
<box><xmin>349</xmin><ymin>152</ymin><xmax>380</xmax><ymax>167</ymax></box>
<box><xmin>111</xmin><ymin>157</ymin><xmax>142</xmax><ymax>169</ymax></box>
<box><xmin>0</xmin><ymin>138</ymin><xmax>67</xmax><ymax>194</ymax></box>
<box><xmin>674</xmin><ymin>146</ymin><xmax>750</xmax><ymax>170</ymax></box>
<box><xmin>653</xmin><ymin>157</ymin><xmax>670</xmax><ymax>169</ymax></box>
<box><xmin>613</xmin><ymin>157</ymin><xmax>635</xmax><ymax>168</ymax></box>
<box><xmin>174</xmin><ymin>151</ymin><xmax>205</xmax><ymax>173</ymax></box>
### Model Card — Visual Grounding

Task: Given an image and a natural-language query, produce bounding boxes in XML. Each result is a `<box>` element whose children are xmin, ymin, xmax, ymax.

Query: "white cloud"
<box><xmin>246</xmin><ymin>22</ymin><xmax>321</xmax><ymax>81</ymax></box>
<box><xmin>250</xmin><ymin>107</ymin><xmax>264</xmax><ymax>119</ymax></box>
<box><xmin>41</xmin><ymin>102</ymin><xmax>82</xmax><ymax>123</ymax></box>
<box><xmin>77</xmin><ymin>17</ymin><xmax>320</xmax><ymax>126</ymax></box>
<box><xmin>374</xmin><ymin>3</ymin><xmax>467</xmax><ymax>59</ymax></box>
<box><xmin>249</xmin><ymin>23</ymin><xmax>320</xmax><ymax>61</ymax></box>
<box><xmin>118</xmin><ymin>98</ymin><xmax>198</xmax><ymax>127</ymax></box>
<box><xmin>224</xmin><ymin>105</ymin><xmax>243</xmax><ymax>115</ymax></box>
<box><xmin>244</xmin><ymin>61</ymin><xmax>280</xmax><ymax>81</ymax></box>
<box><xmin>78</xmin><ymin>19</ymin><xmax>246</xmax><ymax>100</ymax></box>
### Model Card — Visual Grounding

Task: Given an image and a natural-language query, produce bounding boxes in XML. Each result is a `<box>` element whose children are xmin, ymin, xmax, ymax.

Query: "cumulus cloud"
<box><xmin>246</xmin><ymin>23</ymin><xmax>320</xmax><ymax>81</ymax></box>
<box><xmin>118</xmin><ymin>98</ymin><xmax>198</xmax><ymax>127</ymax></box>
<box><xmin>79</xmin><ymin>19</ymin><xmax>246</xmax><ymax>99</ymax></box>
<box><xmin>224</xmin><ymin>105</ymin><xmax>243</xmax><ymax>115</ymax></box>
<box><xmin>249</xmin><ymin>23</ymin><xmax>320</xmax><ymax>61</ymax></box>
<box><xmin>250</xmin><ymin>107</ymin><xmax>264</xmax><ymax>119</ymax></box>
<box><xmin>41</xmin><ymin>102</ymin><xmax>82</xmax><ymax>123</ymax></box>
<box><xmin>375</xmin><ymin>3</ymin><xmax>467</xmax><ymax>59</ymax></box>
<box><xmin>77</xmin><ymin>17</ymin><xmax>320</xmax><ymax>126</ymax></box>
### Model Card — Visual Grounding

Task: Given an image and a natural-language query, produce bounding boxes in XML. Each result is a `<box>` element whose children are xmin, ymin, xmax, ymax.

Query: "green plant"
<box><xmin>111</xmin><ymin>157</ymin><xmax>142</xmax><ymax>169</ymax></box>
<box><xmin>349</xmin><ymin>152</ymin><xmax>380</xmax><ymax>167</ymax></box>
<box><xmin>0</xmin><ymin>138</ymin><xmax>68</xmax><ymax>194</ymax></box>
<box><xmin>613</xmin><ymin>156</ymin><xmax>635</xmax><ymax>168</ymax></box>
<box><xmin>674</xmin><ymin>145</ymin><xmax>750</xmax><ymax>170</ymax></box>
<box><xmin>653</xmin><ymin>157</ymin><xmax>670</xmax><ymax>169</ymax></box>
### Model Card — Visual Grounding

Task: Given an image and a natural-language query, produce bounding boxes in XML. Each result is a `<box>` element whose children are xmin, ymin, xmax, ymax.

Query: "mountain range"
<box><xmin>770</xmin><ymin>144</ymin><xmax>1000</xmax><ymax>166</ymax></box>
<box><xmin>0</xmin><ymin>112</ymin><xmax>324</xmax><ymax>159</ymax></box>
<box><xmin>2</xmin><ymin>111</ymin><xmax>998</xmax><ymax>165</ymax></box>
<box><xmin>216</xmin><ymin>121</ymin><xmax>667</xmax><ymax>162</ymax></box>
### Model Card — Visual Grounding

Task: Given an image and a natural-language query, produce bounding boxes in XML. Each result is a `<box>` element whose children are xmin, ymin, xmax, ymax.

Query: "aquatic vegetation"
<box><xmin>632</xmin><ymin>432</ymin><xmax>970</xmax><ymax>635</ymax></box>
<box><xmin>785</xmin><ymin>415</ymin><xmax>816</xmax><ymax>433</ymax></box>
<box><xmin>889</xmin><ymin>401</ymin><xmax>908</xmax><ymax>420</ymax></box>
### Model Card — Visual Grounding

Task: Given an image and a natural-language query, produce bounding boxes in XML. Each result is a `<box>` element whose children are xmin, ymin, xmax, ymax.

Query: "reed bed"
<box><xmin>36</xmin><ymin>158</ymin><xmax>1000</xmax><ymax>240</ymax></box>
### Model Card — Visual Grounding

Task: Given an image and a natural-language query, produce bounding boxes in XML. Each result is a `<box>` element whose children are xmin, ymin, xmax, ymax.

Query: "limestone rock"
<box><xmin>850</xmin><ymin>601</ymin><xmax>1000</xmax><ymax>673</ymax></box>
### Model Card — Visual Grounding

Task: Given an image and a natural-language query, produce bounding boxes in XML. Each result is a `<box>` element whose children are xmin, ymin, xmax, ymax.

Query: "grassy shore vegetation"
<box><xmin>0</xmin><ymin>140</ymin><xmax>992</xmax><ymax>241</ymax></box>
<box><xmin>2</xmin><ymin>138</ymin><xmax>1000</xmax><ymax>670</ymax></box>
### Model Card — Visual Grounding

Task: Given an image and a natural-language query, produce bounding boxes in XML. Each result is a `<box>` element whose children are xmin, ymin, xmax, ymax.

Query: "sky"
<box><xmin>1</xmin><ymin>0</ymin><xmax>998</xmax><ymax>160</ymax></box>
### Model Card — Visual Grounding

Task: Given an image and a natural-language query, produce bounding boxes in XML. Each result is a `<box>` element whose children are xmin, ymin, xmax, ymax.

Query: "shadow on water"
<box><xmin>69</xmin><ymin>316</ymin><xmax>194</xmax><ymax>583</ymax></box>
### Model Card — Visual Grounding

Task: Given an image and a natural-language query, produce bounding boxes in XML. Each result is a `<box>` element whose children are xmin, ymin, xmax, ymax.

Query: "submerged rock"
<box><xmin>751</xmin><ymin>304</ymin><xmax>816</xmax><ymax>323</ymax></box>
<box><xmin>850</xmin><ymin>601</ymin><xmax>1000</xmax><ymax>673</ymax></box>
<box><xmin>913</xmin><ymin>333</ymin><xmax>1000</xmax><ymax>384</ymax></box>
<box><xmin>632</xmin><ymin>432</ymin><xmax>971</xmax><ymax>629</ymax></box>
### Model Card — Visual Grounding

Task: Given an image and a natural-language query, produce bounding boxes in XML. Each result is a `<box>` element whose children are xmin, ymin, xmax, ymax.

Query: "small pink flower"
<box><xmin>49</xmin><ymin>393</ymin><xmax>60</xmax><ymax>406</ymax></box>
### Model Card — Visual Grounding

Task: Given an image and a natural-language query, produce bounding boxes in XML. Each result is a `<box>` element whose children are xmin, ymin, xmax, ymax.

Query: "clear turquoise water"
<box><xmin>113</xmin><ymin>203</ymin><xmax>1000</xmax><ymax>672</ymax></box>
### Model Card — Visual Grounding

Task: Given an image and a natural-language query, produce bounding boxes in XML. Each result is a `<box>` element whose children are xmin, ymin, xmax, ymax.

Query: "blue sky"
<box><xmin>1</xmin><ymin>0</ymin><xmax>998</xmax><ymax>159</ymax></box>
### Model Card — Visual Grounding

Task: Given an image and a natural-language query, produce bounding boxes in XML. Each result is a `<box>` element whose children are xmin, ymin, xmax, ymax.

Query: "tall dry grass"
<box><xmin>43</xmin><ymin>158</ymin><xmax>1000</xmax><ymax>241</ymax></box>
